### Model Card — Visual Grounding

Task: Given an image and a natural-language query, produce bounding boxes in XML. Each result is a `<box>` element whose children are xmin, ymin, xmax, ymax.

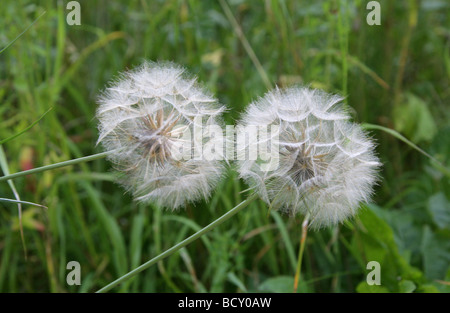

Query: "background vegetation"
<box><xmin>0</xmin><ymin>0</ymin><xmax>449</xmax><ymax>293</ymax></box>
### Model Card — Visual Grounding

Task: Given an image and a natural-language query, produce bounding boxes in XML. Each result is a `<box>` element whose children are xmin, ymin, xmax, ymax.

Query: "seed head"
<box><xmin>96</xmin><ymin>61</ymin><xmax>226</xmax><ymax>209</ymax></box>
<box><xmin>237</xmin><ymin>87</ymin><xmax>381</xmax><ymax>228</ymax></box>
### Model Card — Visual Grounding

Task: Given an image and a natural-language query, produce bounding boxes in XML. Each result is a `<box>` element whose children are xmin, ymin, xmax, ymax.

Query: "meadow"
<box><xmin>0</xmin><ymin>0</ymin><xmax>449</xmax><ymax>293</ymax></box>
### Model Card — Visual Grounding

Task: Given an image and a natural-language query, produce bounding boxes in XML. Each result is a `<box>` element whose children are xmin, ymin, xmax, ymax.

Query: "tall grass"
<box><xmin>0</xmin><ymin>0</ymin><xmax>449</xmax><ymax>292</ymax></box>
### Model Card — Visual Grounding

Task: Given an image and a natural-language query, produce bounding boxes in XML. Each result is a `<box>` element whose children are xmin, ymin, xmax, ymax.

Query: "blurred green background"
<box><xmin>0</xmin><ymin>0</ymin><xmax>449</xmax><ymax>293</ymax></box>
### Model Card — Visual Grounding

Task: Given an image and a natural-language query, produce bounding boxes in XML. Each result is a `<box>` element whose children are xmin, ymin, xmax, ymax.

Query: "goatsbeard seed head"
<box><xmin>96</xmin><ymin>61</ymin><xmax>226</xmax><ymax>209</ymax></box>
<box><xmin>237</xmin><ymin>86</ymin><xmax>381</xmax><ymax>228</ymax></box>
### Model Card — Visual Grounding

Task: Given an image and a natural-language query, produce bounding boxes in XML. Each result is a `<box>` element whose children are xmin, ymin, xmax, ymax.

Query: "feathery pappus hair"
<box><xmin>96</xmin><ymin>61</ymin><xmax>226</xmax><ymax>209</ymax></box>
<box><xmin>237</xmin><ymin>87</ymin><xmax>381</xmax><ymax>228</ymax></box>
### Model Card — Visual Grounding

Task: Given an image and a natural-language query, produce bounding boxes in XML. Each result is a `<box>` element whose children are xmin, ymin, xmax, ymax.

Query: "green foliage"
<box><xmin>393</xmin><ymin>93</ymin><xmax>437</xmax><ymax>143</ymax></box>
<box><xmin>0</xmin><ymin>0</ymin><xmax>449</xmax><ymax>293</ymax></box>
<box><xmin>260</xmin><ymin>276</ymin><xmax>296</xmax><ymax>293</ymax></box>
<box><xmin>428</xmin><ymin>193</ymin><xmax>450</xmax><ymax>229</ymax></box>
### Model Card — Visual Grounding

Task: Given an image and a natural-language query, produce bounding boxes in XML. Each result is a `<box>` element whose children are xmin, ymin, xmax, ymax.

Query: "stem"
<box><xmin>393</xmin><ymin>0</ymin><xmax>418</xmax><ymax>106</ymax></box>
<box><xmin>0</xmin><ymin>107</ymin><xmax>53</xmax><ymax>145</ymax></box>
<box><xmin>362</xmin><ymin>123</ymin><xmax>450</xmax><ymax>177</ymax></box>
<box><xmin>96</xmin><ymin>193</ymin><xmax>258</xmax><ymax>293</ymax></box>
<box><xmin>0</xmin><ymin>198</ymin><xmax>47</xmax><ymax>209</ymax></box>
<box><xmin>219</xmin><ymin>0</ymin><xmax>272</xmax><ymax>90</ymax></box>
<box><xmin>0</xmin><ymin>151</ymin><xmax>109</xmax><ymax>182</ymax></box>
<box><xmin>293</xmin><ymin>212</ymin><xmax>310</xmax><ymax>293</ymax></box>
<box><xmin>337</xmin><ymin>0</ymin><xmax>349</xmax><ymax>103</ymax></box>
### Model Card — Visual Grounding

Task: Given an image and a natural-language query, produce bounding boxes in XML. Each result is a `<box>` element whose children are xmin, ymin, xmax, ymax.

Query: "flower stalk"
<box><xmin>96</xmin><ymin>193</ymin><xmax>258</xmax><ymax>293</ymax></box>
<box><xmin>0</xmin><ymin>151</ymin><xmax>109</xmax><ymax>182</ymax></box>
<box><xmin>293</xmin><ymin>212</ymin><xmax>310</xmax><ymax>292</ymax></box>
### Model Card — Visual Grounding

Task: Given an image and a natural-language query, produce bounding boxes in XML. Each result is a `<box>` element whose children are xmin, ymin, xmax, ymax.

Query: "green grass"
<box><xmin>0</xmin><ymin>0</ymin><xmax>449</xmax><ymax>293</ymax></box>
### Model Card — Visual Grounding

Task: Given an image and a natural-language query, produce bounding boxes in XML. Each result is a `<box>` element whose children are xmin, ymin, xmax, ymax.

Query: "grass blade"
<box><xmin>0</xmin><ymin>107</ymin><xmax>53</xmax><ymax>145</ymax></box>
<box><xmin>0</xmin><ymin>11</ymin><xmax>46</xmax><ymax>54</ymax></box>
<box><xmin>0</xmin><ymin>146</ymin><xmax>26</xmax><ymax>257</ymax></box>
<box><xmin>363</xmin><ymin>123</ymin><xmax>450</xmax><ymax>177</ymax></box>
<box><xmin>0</xmin><ymin>151</ymin><xmax>109</xmax><ymax>182</ymax></box>
<box><xmin>96</xmin><ymin>194</ymin><xmax>257</xmax><ymax>293</ymax></box>
<box><xmin>0</xmin><ymin>198</ymin><xmax>47</xmax><ymax>209</ymax></box>
<box><xmin>218</xmin><ymin>0</ymin><xmax>272</xmax><ymax>90</ymax></box>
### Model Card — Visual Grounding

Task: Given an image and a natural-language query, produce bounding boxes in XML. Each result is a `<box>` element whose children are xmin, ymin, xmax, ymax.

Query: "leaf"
<box><xmin>0</xmin><ymin>11</ymin><xmax>46</xmax><ymax>54</ymax></box>
<box><xmin>56</xmin><ymin>31</ymin><xmax>126</xmax><ymax>94</ymax></box>
<box><xmin>270</xmin><ymin>211</ymin><xmax>297</xmax><ymax>272</ymax></box>
<box><xmin>398</xmin><ymin>280</ymin><xmax>416</xmax><ymax>293</ymax></box>
<box><xmin>416</xmin><ymin>284</ymin><xmax>441</xmax><ymax>293</ymax></box>
<box><xmin>362</xmin><ymin>123</ymin><xmax>450</xmax><ymax>178</ymax></box>
<box><xmin>0</xmin><ymin>107</ymin><xmax>53</xmax><ymax>145</ymax></box>
<box><xmin>227</xmin><ymin>272</ymin><xmax>248</xmax><ymax>292</ymax></box>
<box><xmin>356</xmin><ymin>281</ymin><xmax>390</xmax><ymax>293</ymax></box>
<box><xmin>259</xmin><ymin>276</ymin><xmax>299</xmax><ymax>293</ymax></box>
<box><xmin>357</xmin><ymin>205</ymin><xmax>423</xmax><ymax>286</ymax></box>
<box><xmin>428</xmin><ymin>193</ymin><xmax>450</xmax><ymax>229</ymax></box>
<box><xmin>0</xmin><ymin>146</ymin><xmax>26</xmax><ymax>256</ymax></box>
<box><xmin>393</xmin><ymin>93</ymin><xmax>437</xmax><ymax>143</ymax></box>
<box><xmin>430</xmin><ymin>126</ymin><xmax>450</xmax><ymax>165</ymax></box>
<box><xmin>358</xmin><ymin>205</ymin><xmax>396</xmax><ymax>245</ymax></box>
<box><xmin>12</xmin><ymin>208</ymin><xmax>45</xmax><ymax>232</ymax></box>
<box><xmin>0</xmin><ymin>198</ymin><xmax>46</xmax><ymax>209</ymax></box>
<box><xmin>420</xmin><ymin>226</ymin><xmax>450</xmax><ymax>280</ymax></box>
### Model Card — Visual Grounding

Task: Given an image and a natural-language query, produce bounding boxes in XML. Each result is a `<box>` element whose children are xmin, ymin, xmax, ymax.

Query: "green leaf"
<box><xmin>0</xmin><ymin>107</ymin><xmax>53</xmax><ymax>145</ymax></box>
<box><xmin>362</xmin><ymin>123</ymin><xmax>450</xmax><ymax>178</ymax></box>
<box><xmin>259</xmin><ymin>276</ymin><xmax>303</xmax><ymax>293</ymax></box>
<box><xmin>416</xmin><ymin>284</ymin><xmax>441</xmax><ymax>293</ymax></box>
<box><xmin>430</xmin><ymin>126</ymin><xmax>450</xmax><ymax>165</ymax></box>
<box><xmin>270</xmin><ymin>211</ymin><xmax>297</xmax><ymax>272</ymax></box>
<box><xmin>420</xmin><ymin>226</ymin><xmax>450</xmax><ymax>280</ymax></box>
<box><xmin>357</xmin><ymin>206</ymin><xmax>423</xmax><ymax>287</ymax></box>
<box><xmin>393</xmin><ymin>93</ymin><xmax>437</xmax><ymax>143</ymax></box>
<box><xmin>0</xmin><ymin>146</ymin><xmax>26</xmax><ymax>255</ymax></box>
<box><xmin>359</xmin><ymin>207</ymin><xmax>394</xmax><ymax>242</ymax></box>
<box><xmin>0</xmin><ymin>198</ymin><xmax>46</xmax><ymax>209</ymax></box>
<box><xmin>227</xmin><ymin>272</ymin><xmax>248</xmax><ymax>292</ymax></box>
<box><xmin>398</xmin><ymin>280</ymin><xmax>416</xmax><ymax>293</ymax></box>
<box><xmin>428</xmin><ymin>193</ymin><xmax>450</xmax><ymax>229</ymax></box>
<box><xmin>0</xmin><ymin>11</ymin><xmax>46</xmax><ymax>54</ymax></box>
<box><xmin>356</xmin><ymin>281</ymin><xmax>390</xmax><ymax>293</ymax></box>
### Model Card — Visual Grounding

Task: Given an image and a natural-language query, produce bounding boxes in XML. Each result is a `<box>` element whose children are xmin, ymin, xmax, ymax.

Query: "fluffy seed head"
<box><xmin>237</xmin><ymin>87</ymin><xmax>381</xmax><ymax>228</ymax></box>
<box><xmin>96</xmin><ymin>61</ymin><xmax>225</xmax><ymax>209</ymax></box>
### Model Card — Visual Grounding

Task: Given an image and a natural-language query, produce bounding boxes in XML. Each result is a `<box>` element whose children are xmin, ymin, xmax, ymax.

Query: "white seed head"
<box><xmin>237</xmin><ymin>87</ymin><xmax>381</xmax><ymax>228</ymax></box>
<box><xmin>96</xmin><ymin>61</ymin><xmax>226</xmax><ymax>209</ymax></box>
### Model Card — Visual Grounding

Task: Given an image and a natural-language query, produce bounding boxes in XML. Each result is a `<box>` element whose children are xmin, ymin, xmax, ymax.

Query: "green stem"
<box><xmin>96</xmin><ymin>193</ymin><xmax>258</xmax><ymax>293</ymax></box>
<box><xmin>0</xmin><ymin>198</ymin><xmax>47</xmax><ymax>209</ymax></box>
<box><xmin>0</xmin><ymin>151</ymin><xmax>110</xmax><ymax>182</ymax></box>
<box><xmin>337</xmin><ymin>0</ymin><xmax>349</xmax><ymax>102</ymax></box>
<box><xmin>362</xmin><ymin>123</ymin><xmax>450</xmax><ymax>177</ymax></box>
<box><xmin>293</xmin><ymin>212</ymin><xmax>310</xmax><ymax>293</ymax></box>
<box><xmin>219</xmin><ymin>0</ymin><xmax>272</xmax><ymax>90</ymax></box>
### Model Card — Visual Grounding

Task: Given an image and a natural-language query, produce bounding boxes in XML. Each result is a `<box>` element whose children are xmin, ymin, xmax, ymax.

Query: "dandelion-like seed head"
<box><xmin>238</xmin><ymin>87</ymin><xmax>381</xmax><ymax>228</ymax></box>
<box><xmin>96</xmin><ymin>61</ymin><xmax>225</xmax><ymax>209</ymax></box>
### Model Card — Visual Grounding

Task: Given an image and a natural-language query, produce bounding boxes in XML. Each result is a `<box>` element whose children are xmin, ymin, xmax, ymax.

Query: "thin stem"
<box><xmin>0</xmin><ymin>151</ymin><xmax>110</xmax><ymax>183</ymax></box>
<box><xmin>96</xmin><ymin>193</ymin><xmax>258</xmax><ymax>293</ymax></box>
<box><xmin>362</xmin><ymin>123</ymin><xmax>450</xmax><ymax>177</ymax></box>
<box><xmin>0</xmin><ymin>145</ymin><xmax>26</xmax><ymax>258</ymax></box>
<box><xmin>337</xmin><ymin>0</ymin><xmax>349</xmax><ymax>103</ymax></box>
<box><xmin>0</xmin><ymin>107</ymin><xmax>53</xmax><ymax>145</ymax></box>
<box><xmin>293</xmin><ymin>212</ymin><xmax>310</xmax><ymax>293</ymax></box>
<box><xmin>219</xmin><ymin>0</ymin><xmax>272</xmax><ymax>90</ymax></box>
<box><xmin>393</xmin><ymin>0</ymin><xmax>418</xmax><ymax>106</ymax></box>
<box><xmin>0</xmin><ymin>198</ymin><xmax>47</xmax><ymax>209</ymax></box>
<box><xmin>0</xmin><ymin>10</ymin><xmax>46</xmax><ymax>54</ymax></box>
